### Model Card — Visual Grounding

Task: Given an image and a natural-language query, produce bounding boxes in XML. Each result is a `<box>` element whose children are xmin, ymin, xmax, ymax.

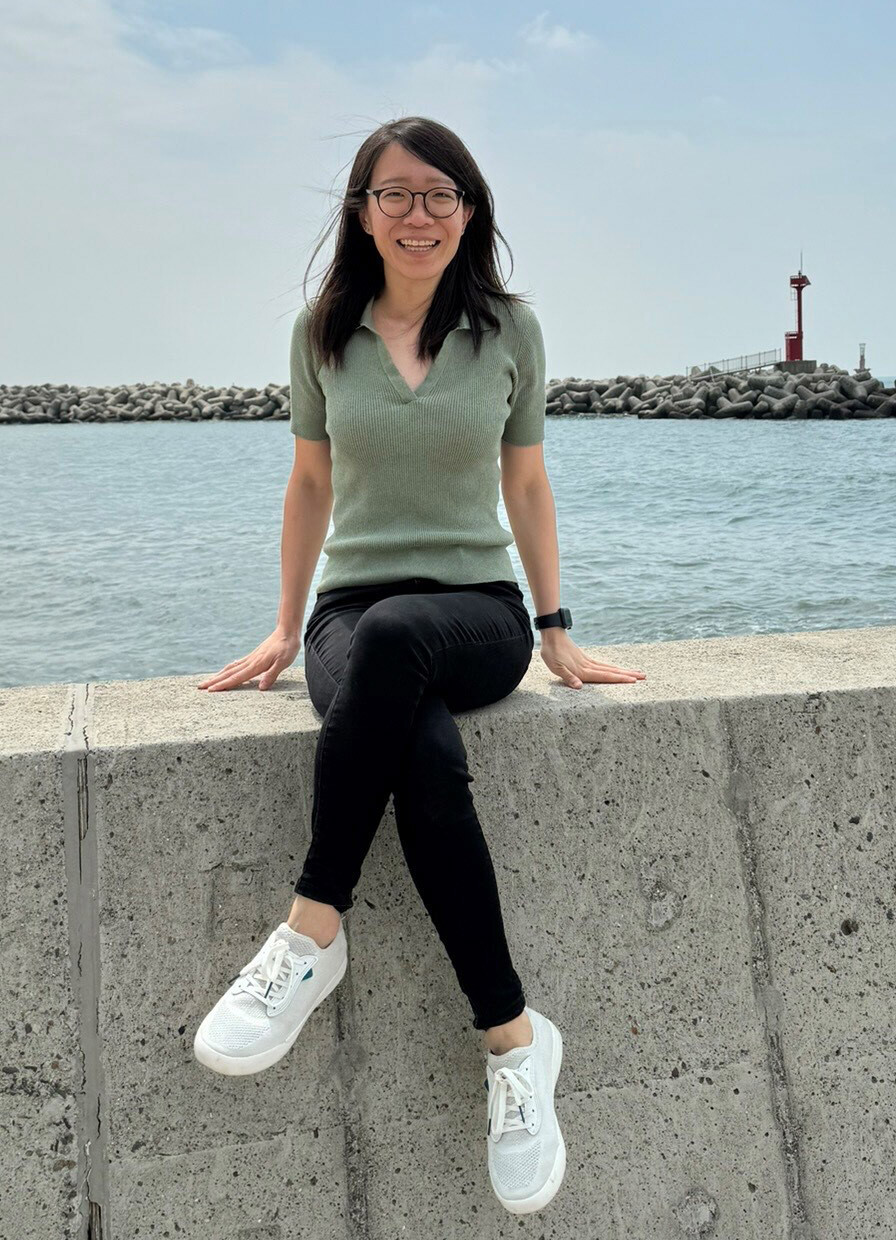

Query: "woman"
<box><xmin>192</xmin><ymin>116</ymin><xmax>646</xmax><ymax>1215</ymax></box>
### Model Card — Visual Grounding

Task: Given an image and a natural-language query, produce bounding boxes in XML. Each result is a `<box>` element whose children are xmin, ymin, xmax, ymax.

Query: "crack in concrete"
<box><xmin>330</xmin><ymin>932</ymin><xmax>371</xmax><ymax>1240</ymax></box>
<box><xmin>717</xmin><ymin>696</ymin><xmax>816</xmax><ymax>1240</ymax></box>
<box><xmin>63</xmin><ymin>683</ymin><xmax>108</xmax><ymax>1240</ymax></box>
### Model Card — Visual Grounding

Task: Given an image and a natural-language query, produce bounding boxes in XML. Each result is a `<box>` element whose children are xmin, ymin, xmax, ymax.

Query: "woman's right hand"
<box><xmin>197</xmin><ymin>626</ymin><xmax>302</xmax><ymax>692</ymax></box>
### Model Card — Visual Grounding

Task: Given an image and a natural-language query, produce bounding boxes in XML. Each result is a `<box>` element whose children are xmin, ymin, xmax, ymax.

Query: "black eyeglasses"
<box><xmin>366</xmin><ymin>186</ymin><xmax>464</xmax><ymax>219</ymax></box>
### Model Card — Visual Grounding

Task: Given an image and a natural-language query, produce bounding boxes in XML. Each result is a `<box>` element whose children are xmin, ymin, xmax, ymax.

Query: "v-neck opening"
<box><xmin>359</xmin><ymin>296</ymin><xmax>471</xmax><ymax>404</ymax></box>
<box><xmin>375</xmin><ymin>334</ymin><xmax>449</xmax><ymax>403</ymax></box>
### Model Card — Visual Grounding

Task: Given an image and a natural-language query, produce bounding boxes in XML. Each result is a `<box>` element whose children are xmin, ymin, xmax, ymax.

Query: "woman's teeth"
<box><xmin>397</xmin><ymin>240</ymin><xmax>439</xmax><ymax>250</ymax></box>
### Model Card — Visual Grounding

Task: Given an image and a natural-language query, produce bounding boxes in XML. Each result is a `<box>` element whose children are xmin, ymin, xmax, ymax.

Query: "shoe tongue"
<box><xmin>274</xmin><ymin>921</ymin><xmax>321</xmax><ymax>956</ymax></box>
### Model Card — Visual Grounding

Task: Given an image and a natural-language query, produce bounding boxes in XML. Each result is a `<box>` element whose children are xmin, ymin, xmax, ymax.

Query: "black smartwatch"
<box><xmin>533</xmin><ymin>607</ymin><xmax>573</xmax><ymax>631</ymax></box>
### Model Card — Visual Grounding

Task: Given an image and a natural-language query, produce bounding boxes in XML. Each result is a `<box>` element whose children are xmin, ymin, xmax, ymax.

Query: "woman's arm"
<box><xmin>500</xmin><ymin>442</ymin><xmax>559</xmax><ymax>617</ymax></box>
<box><xmin>501</xmin><ymin>443</ymin><xmax>646</xmax><ymax>688</ymax></box>
<box><xmin>276</xmin><ymin>441</ymin><xmax>333</xmax><ymax>637</ymax></box>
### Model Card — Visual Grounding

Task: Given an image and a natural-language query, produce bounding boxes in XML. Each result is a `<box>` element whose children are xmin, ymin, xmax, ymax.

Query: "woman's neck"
<box><xmin>374</xmin><ymin>277</ymin><xmax>442</xmax><ymax>330</ymax></box>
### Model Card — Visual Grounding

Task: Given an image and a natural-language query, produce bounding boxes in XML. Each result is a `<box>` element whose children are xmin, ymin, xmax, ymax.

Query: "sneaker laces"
<box><xmin>488</xmin><ymin>1066</ymin><xmax>534</xmax><ymax>1139</ymax></box>
<box><xmin>236</xmin><ymin>936</ymin><xmax>297</xmax><ymax>1008</ymax></box>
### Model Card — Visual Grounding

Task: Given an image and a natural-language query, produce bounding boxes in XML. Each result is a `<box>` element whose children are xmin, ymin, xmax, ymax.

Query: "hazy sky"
<box><xmin>2</xmin><ymin>0</ymin><xmax>893</xmax><ymax>388</ymax></box>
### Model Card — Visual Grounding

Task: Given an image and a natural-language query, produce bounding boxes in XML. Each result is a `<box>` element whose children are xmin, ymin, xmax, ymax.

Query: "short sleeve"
<box><xmin>501</xmin><ymin>304</ymin><xmax>546</xmax><ymax>446</ymax></box>
<box><xmin>289</xmin><ymin>305</ymin><xmax>329</xmax><ymax>440</ymax></box>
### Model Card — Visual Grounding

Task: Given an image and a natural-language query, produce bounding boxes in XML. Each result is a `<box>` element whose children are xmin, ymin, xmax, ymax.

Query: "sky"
<box><xmin>1</xmin><ymin>0</ymin><xmax>894</xmax><ymax>388</ymax></box>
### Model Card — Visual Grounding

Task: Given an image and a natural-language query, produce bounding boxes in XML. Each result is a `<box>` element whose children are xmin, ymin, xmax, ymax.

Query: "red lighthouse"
<box><xmin>785</xmin><ymin>266</ymin><xmax>811</xmax><ymax>362</ymax></box>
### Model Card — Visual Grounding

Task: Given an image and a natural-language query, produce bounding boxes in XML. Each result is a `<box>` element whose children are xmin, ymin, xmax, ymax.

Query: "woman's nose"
<box><xmin>406</xmin><ymin>201</ymin><xmax>435</xmax><ymax>225</ymax></box>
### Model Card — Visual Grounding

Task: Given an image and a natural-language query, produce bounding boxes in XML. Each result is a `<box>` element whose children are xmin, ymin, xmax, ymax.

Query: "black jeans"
<box><xmin>295</xmin><ymin>576</ymin><xmax>535</xmax><ymax>1031</ymax></box>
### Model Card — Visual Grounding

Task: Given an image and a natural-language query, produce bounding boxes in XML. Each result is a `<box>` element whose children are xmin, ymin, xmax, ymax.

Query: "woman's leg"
<box><xmin>294</xmin><ymin>580</ymin><xmax>533</xmax><ymax>926</ymax></box>
<box><xmin>293</xmin><ymin>597</ymin><xmax>367</xmax><ymax>914</ymax></box>
<box><xmin>391</xmin><ymin>690</ymin><xmax>528</xmax><ymax>1031</ymax></box>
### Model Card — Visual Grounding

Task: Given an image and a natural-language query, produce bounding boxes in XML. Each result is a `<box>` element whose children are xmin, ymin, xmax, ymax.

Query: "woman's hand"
<box><xmin>539</xmin><ymin>629</ymin><xmax>646</xmax><ymax>689</ymax></box>
<box><xmin>197</xmin><ymin>626</ymin><xmax>302</xmax><ymax>692</ymax></box>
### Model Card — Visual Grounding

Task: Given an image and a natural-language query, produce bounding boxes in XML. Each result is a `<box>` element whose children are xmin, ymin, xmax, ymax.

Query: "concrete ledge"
<box><xmin>3</xmin><ymin>625</ymin><xmax>896</xmax><ymax>1238</ymax></box>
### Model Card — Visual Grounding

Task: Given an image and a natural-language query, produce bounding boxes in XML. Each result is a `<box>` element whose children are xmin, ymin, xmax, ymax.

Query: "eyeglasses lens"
<box><xmin>379</xmin><ymin>189</ymin><xmax>459</xmax><ymax>217</ymax></box>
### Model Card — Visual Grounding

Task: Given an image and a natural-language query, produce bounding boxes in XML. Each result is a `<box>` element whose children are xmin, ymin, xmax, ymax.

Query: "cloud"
<box><xmin>0</xmin><ymin>0</ymin><xmax>528</xmax><ymax>383</ymax></box>
<box><xmin>519</xmin><ymin>10</ymin><xmax>599</xmax><ymax>53</ymax></box>
<box><xmin>396</xmin><ymin>40</ymin><xmax>525</xmax><ymax>88</ymax></box>
<box><xmin>0</xmin><ymin>0</ymin><xmax>362</xmax><ymax>383</ymax></box>
<box><xmin>117</xmin><ymin>12</ymin><xmax>251</xmax><ymax>70</ymax></box>
<box><xmin>1</xmin><ymin>0</ymin><xmax>891</xmax><ymax>382</ymax></box>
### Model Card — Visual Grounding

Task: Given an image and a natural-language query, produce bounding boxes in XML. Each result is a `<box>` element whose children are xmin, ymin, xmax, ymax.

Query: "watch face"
<box><xmin>560</xmin><ymin>607</ymin><xmax>572</xmax><ymax>628</ymax></box>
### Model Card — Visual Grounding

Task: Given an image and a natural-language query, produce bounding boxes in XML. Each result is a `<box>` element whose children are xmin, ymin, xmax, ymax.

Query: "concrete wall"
<box><xmin>2</xmin><ymin>624</ymin><xmax>895</xmax><ymax>1239</ymax></box>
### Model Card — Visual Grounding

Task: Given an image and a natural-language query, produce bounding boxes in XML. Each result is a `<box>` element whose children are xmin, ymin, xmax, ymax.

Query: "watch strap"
<box><xmin>533</xmin><ymin>607</ymin><xmax>573</xmax><ymax>631</ymax></box>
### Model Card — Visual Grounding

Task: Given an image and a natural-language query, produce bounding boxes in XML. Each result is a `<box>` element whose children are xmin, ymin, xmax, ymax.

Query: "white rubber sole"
<box><xmin>193</xmin><ymin>952</ymin><xmax>347</xmax><ymax>1077</ymax></box>
<box><xmin>493</xmin><ymin>1017</ymin><xmax>566</xmax><ymax>1214</ymax></box>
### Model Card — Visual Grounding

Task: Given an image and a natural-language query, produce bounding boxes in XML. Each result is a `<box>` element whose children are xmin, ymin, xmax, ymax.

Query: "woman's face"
<box><xmin>358</xmin><ymin>141</ymin><xmax>474</xmax><ymax>285</ymax></box>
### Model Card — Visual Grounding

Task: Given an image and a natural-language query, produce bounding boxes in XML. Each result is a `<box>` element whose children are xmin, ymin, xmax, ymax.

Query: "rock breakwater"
<box><xmin>547</xmin><ymin>365</ymin><xmax>896</xmax><ymax>419</ymax></box>
<box><xmin>0</xmin><ymin>380</ymin><xmax>290</xmax><ymax>424</ymax></box>
<box><xmin>2</xmin><ymin>365</ymin><xmax>894</xmax><ymax>424</ymax></box>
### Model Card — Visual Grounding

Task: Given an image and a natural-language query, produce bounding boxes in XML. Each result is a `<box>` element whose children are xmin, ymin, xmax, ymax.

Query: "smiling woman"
<box><xmin>295</xmin><ymin>121</ymin><xmax>515</xmax><ymax>374</ymax></box>
<box><xmin>194</xmin><ymin>114</ymin><xmax>643</xmax><ymax>1218</ymax></box>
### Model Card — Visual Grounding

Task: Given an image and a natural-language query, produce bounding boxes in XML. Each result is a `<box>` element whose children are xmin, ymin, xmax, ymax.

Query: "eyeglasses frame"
<box><xmin>365</xmin><ymin>186</ymin><xmax>465</xmax><ymax>219</ymax></box>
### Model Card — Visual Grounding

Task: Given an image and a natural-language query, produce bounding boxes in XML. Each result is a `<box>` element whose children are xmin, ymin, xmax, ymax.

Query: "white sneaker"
<box><xmin>485</xmin><ymin>1006</ymin><xmax>566</xmax><ymax>1213</ymax></box>
<box><xmin>194</xmin><ymin>920</ymin><xmax>347</xmax><ymax>1076</ymax></box>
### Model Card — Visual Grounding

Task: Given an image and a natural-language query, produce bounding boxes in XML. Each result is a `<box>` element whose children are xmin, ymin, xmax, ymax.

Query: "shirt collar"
<box><xmin>359</xmin><ymin>296</ymin><xmax>470</xmax><ymax>333</ymax></box>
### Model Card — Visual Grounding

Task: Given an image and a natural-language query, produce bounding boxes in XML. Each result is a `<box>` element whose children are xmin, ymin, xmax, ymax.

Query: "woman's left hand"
<box><xmin>539</xmin><ymin>629</ymin><xmax>646</xmax><ymax>688</ymax></box>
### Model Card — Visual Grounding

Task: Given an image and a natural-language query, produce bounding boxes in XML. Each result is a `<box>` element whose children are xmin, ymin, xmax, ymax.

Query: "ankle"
<box><xmin>287</xmin><ymin>895</ymin><xmax>341</xmax><ymax>948</ymax></box>
<box><xmin>484</xmin><ymin>1009</ymin><xmax>533</xmax><ymax>1055</ymax></box>
<box><xmin>288</xmin><ymin>919</ymin><xmax>340</xmax><ymax>949</ymax></box>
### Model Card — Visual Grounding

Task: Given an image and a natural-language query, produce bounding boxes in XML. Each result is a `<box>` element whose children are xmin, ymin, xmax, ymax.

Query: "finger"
<box><xmin>554</xmin><ymin>661</ymin><xmax>583</xmax><ymax>689</ymax></box>
<box><xmin>257</xmin><ymin>663</ymin><xmax>283</xmax><ymax>690</ymax></box>
<box><xmin>242</xmin><ymin>657</ymin><xmax>285</xmax><ymax>692</ymax></box>
<box><xmin>198</xmin><ymin>673</ymin><xmax>243</xmax><ymax>690</ymax></box>
<box><xmin>204</xmin><ymin>665</ymin><xmax>263</xmax><ymax>691</ymax></box>
<box><xmin>204</xmin><ymin>675</ymin><xmax>251</xmax><ymax>692</ymax></box>
<box><xmin>578</xmin><ymin>668</ymin><xmax>640</xmax><ymax>684</ymax></box>
<box><xmin>584</xmin><ymin>659</ymin><xmax>645</xmax><ymax>676</ymax></box>
<box><xmin>553</xmin><ymin>672</ymin><xmax>582</xmax><ymax>688</ymax></box>
<box><xmin>197</xmin><ymin>676</ymin><xmax>233</xmax><ymax>689</ymax></box>
<box><xmin>198</xmin><ymin>657</ymin><xmax>253</xmax><ymax>688</ymax></box>
<box><xmin>197</xmin><ymin>674</ymin><xmax>236</xmax><ymax>694</ymax></box>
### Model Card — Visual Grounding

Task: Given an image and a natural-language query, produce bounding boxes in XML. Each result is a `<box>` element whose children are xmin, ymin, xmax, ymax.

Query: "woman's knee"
<box><xmin>348</xmin><ymin>597</ymin><xmax>433</xmax><ymax>659</ymax></box>
<box><xmin>396</xmin><ymin>697</ymin><xmax>474</xmax><ymax>793</ymax></box>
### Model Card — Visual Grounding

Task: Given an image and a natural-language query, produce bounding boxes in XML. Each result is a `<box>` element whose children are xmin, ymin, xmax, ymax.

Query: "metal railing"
<box><xmin>688</xmin><ymin>348</ymin><xmax>781</xmax><ymax>378</ymax></box>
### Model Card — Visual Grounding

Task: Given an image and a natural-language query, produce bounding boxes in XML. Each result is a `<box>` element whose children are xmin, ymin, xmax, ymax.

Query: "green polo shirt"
<box><xmin>289</xmin><ymin>293</ymin><xmax>546</xmax><ymax>595</ymax></box>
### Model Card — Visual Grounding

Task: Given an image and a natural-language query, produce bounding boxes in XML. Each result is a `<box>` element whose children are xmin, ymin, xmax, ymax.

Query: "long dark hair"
<box><xmin>300</xmin><ymin>115</ymin><xmax>533</xmax><ymax>371</ymax></box>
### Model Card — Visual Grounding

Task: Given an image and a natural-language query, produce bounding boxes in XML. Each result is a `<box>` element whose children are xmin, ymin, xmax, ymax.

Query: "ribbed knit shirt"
<box><xmin>288</xmin><ymin>293</ymin><xmax>546</xmax><ymax>595</ymax></box>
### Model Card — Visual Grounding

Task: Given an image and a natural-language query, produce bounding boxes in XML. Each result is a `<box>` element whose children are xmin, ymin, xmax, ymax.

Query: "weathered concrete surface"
<box><xmin>2</xmin><ymin>624</ymin><xmax>895</xmax><ymax>1238</ymax></box>
<box><xmin>0</xmin><ymin>685</ymin><xmax>84</xmax><ymax>1237</ymax></box>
